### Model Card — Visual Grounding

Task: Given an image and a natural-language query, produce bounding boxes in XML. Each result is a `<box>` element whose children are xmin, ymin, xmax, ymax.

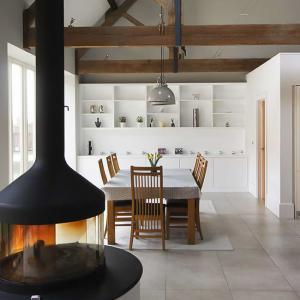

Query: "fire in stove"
<box><xmin>0</xmin><ymin>218</ymin><xmax>104</xmax><ymax>289</ymax></box>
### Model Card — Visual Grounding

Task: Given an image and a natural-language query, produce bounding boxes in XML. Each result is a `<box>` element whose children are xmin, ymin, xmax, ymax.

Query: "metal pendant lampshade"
<box><xmin>148</xmin><ymin>5</ymin><xmax>175</xmax><ymax>106</ymax></box>
<box><xmin>148</xmin><ymin>82</ymin><xmax>176</xmax><ymax>106</ymax></box>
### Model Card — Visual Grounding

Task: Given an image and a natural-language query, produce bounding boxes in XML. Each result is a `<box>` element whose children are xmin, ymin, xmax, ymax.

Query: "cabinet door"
<box><xmin>158</xmin><ymin>157</ymin><xmax>180</xmax><ymax>169</ymax></box>
<box><xmin>179</xmin><ymin>157</ymin><xmax>195</xmax><ymax>169</ymax></box>
<box><xmin>77</xmin><ymin>157</ymin><xmax>101</xmax><ymax>188</ymax></box>
<box><xmin>118</xmin><ymin>158</ymin><xmax>147</xmax><ymax>170</ymax></box>
<box><xmin>213</xmin><ymin>158</ymin><xmax>247</xmax><ymax>190</ymax></box>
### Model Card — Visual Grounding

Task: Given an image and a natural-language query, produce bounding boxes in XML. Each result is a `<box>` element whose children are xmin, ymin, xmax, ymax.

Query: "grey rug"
<box><xmin>106</xmin><ymin>200</ymin><xmax>234</xmax><ymax>251</ymax></box>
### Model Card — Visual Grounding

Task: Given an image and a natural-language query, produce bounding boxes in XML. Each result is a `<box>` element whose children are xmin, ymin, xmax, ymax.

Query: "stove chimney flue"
<box><xmin>0</xmin><ymin>0</ymin><xmax>105</xmax><ymax>225</ymax></box>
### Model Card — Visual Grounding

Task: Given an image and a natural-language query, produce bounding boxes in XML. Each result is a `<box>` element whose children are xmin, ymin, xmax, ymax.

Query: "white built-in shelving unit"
<box><xmin>79</xmin><ymin>83</ymin><xmax>246</xmax><ymax>130</ymax></box>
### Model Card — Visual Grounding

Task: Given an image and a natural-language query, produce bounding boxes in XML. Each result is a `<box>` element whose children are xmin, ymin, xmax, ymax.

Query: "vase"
<box><xmin>137</xmin><ymin>122</ymin><xmax>143</xmax><ymax>128</ymax></box>
<box><xmin>120</xmin><ymin>122</ymin><xmax>126</xmax><ymax>128</ymax></box>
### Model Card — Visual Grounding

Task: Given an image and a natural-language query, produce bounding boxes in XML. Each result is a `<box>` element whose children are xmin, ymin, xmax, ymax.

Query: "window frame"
<box><xmin>8</xmin><ymin>58</ymin><xmax>36</xmax><ymax>182</ymax></box>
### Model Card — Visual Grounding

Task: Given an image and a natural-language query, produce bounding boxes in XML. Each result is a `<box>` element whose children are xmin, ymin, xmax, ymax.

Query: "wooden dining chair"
<box><xmin>98</xmin><ymin>159</ymin><xmax>108</xmax><ymax>185</ymax></box>
<box><xmin>99</xmin><ymin>159</ymin><xmax>132</xmax><ymax>238</ymax></box>
<box><xmin>166</xmin><ymin>155</ymin><xmax>208</xmax><ymax>240</ymax></box>
<box><xmin>111</xmin><ymin>153</ymin><xmax>120</xmax><ymax>173</ymax></box>
<box><xmin>129</xmin><ymin>166</ymin><xmax>165</xmax><ymax>250</ymax></box>
<box><xmin>106</xmin><ymin>155</ymin><xmax>116</xmax><ymax>178</ymax></box>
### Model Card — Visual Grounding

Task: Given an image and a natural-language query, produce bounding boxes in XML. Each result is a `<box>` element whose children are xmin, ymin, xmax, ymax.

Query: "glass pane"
<box><xmin>11</xmin><ymin>64</ymin><xmax>23</xmax><ymax>181</ymax></box>
<box><xmin>26</xmin><ymin>69</ymin><xmax>35</xmax><ymax>170</ymax></box>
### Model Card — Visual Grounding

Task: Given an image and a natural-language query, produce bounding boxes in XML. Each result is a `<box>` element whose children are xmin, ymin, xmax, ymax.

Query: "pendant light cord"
<box><xmin>160</xmin><ymin>5</ymin><xmax>164</xmax><ymax>85</ymax></box>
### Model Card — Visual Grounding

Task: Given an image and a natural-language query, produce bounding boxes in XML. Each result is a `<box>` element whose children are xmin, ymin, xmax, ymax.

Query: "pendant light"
<box><xmin>148</xmin><ymin>7</ymin><xmax>175</xmax><ymax>106</ymax></box>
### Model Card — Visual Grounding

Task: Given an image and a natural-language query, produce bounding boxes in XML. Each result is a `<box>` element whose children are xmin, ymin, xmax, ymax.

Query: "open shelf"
<box><xmin>79</xmin><ymin>83</ymin><xmax>246</xmax><ymax>129</ymax></box>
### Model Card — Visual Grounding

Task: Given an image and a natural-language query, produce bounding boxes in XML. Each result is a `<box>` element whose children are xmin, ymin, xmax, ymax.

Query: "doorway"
<box><xmin>258</xmin><ymin>100</ymin><xmax>266</xmax><ymax>201</ymax></box>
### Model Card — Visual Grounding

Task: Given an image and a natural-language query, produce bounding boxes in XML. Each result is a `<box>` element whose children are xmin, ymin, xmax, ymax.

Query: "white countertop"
<box><xmin>78</xmin><ymin>154</ymin><xmax>247</xmax><ymax>159</ymax></box>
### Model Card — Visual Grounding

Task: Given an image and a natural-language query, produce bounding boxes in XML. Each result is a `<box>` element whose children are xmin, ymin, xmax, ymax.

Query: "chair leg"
<box><xmin>166</xmin><ymin>209</ymin><xmax>170</xmax><ymax>240</ymax></box>
<box><xmin>162</xmin><ymin>217</ymin><xmax>166</xmax><ymax>251</ymax></box>
<box><xmin>129</xmin><ymin>223</ymin><xmax>134</xmax><ymax>251</ymax></box>
<box><xmin>104</xmin><ymin>219</ymin><xmax>108</xmax><ymax>238</ymax></box>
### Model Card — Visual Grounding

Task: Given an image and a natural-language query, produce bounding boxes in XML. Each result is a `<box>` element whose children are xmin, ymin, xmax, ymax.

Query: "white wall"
<box><xmin>279</xmin><ymin>54</ymin><xmax>300</xmax><ymax>217</ymax></box>
<box><xmin>80</xmin><ymin>127</ymin><xmax>245</xmax><ymax>157</ymax></box>
<box><xmin>247</xmin><ymin>53</ymin><xmax>300</xmax><ymax>219</ymax></box>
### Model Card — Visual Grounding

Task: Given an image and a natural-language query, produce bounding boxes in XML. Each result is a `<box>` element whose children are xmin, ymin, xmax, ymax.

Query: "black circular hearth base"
<box><xmin>0</xmin><ymin>246</ymin><xmax>143</xmax><ymax>300</ymax></box>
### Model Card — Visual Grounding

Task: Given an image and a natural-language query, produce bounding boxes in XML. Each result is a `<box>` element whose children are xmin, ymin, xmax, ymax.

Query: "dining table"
<box><xmin>103</xmin><ymin>168</ymin><xmax>200</xmax><ymax>245</ymax></box>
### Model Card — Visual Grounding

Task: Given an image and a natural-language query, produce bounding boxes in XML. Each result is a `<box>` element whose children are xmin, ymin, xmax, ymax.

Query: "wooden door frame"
<box><xmin>258</xmin><ymin>99</ymin><xmax>266</xmax><ymax>201</ymax></box>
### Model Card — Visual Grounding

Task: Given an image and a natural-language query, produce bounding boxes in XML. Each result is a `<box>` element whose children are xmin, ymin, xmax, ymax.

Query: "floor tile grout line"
<box><xmin>215</xmin><ymin>251</ymin><xmax>235</xmax><ymax>299</ymax></box>
<box><xmin>241</xmin><ymin>213</ymin><xmax>297</xmax><ymax>293</ymax></box>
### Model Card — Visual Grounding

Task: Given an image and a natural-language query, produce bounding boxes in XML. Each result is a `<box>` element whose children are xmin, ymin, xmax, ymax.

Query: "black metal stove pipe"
<box><xmin>35</xmin><ymin>0</ymin><xmax>64</xmax><ymax>164</ymax></box>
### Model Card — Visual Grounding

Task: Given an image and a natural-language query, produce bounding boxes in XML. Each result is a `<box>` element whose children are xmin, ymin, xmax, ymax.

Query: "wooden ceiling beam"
<box><xmin>103</xmin><ymin>0</ymin><xmax>138</xmax><ymax>26</ymax></box>
<box><xmin>122</xmin><ymin>13</ymin><xmax>144</xmax><ymax>26</ymax></box>
<box><xmin>23</xmin><ymin>2</ymin><xmax>36</xmax><ymax>49</ymax></box>
<box><xmin>76</xmin><ymin>0</ymin><xmax>138</xmax><ymax>60</ymax></box>
<box><xmin>26</xmin><ymin>24</ymin><xmax>300</xmax><ymax>48</ymax></box>
<box><xmin>78</xmin><ymin>58</ymin><xmax>268</xmax><ymax>74</ymax></box>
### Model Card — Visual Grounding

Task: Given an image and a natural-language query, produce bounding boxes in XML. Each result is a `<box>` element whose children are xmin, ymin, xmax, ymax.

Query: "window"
<box><xmin>9</xmin><ymin>60</ymin><xmax>36</xmax><ymax>181</ymax></box>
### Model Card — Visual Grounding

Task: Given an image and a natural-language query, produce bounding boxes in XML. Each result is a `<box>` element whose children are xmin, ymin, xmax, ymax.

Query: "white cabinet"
<box><xmin>77</xmin><ymin>155</ymin><xmax>248</xmax><ymax>192</ymax></box>
<box><xmin>213</xmin><ymin>157</ymin><xmax>248</xmax><ymax>191</ymax></box>
<box><xmin>118</xmin><ymin>157</ymin><xmax>147</xmax><ymax>169</ymax></box>
<box><xmin>158</xmin><ymin>157</ymin><xmax>180</xmax><ymax>169</ymax></box>
<box><xmin>77</xmin><ymin>157</ymin><xmax>101</xmax><ymax>188</ymax></box>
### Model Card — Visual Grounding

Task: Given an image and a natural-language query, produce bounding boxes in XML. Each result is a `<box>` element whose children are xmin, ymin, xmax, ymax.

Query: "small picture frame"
<box><xmin>158</xmin><ymin>148</ymin><xmax>167</xmax><ymax>155</ymax></box>
<box><xmin>175</xmin><ymin>148</ymin><xmax>183</xmax><ymax>155</ymax></box>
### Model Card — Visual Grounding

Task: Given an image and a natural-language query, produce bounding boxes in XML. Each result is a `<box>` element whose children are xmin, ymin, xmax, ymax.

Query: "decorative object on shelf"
<box><xmin>126</xmin><ymin>151</ymin><xmax>131</xmax><ymax>155</ymax></box>
<box><xmin>193</xmin><ymin>108</ymin><xmax>199</xmax><ymax>127</ymax></box>
<box><xmin>146</xmin><ymin>153</ymin><xmax>162</xmax><ymax>167</ymax></box>
<box><xmin>68</xmin><ymin>17</ymin><xmax>75</xmax><ymax>28</ymax></box>
<box><xmin>136</xmin><ymin>116</ymin><xmax>144</xmax><ymax>128</ymax></box>
<box><xmin>171</xmin><ymin>119</ymin><xmax>175</xmax><ymax>127</ymax></box>
<box><xmin>159</xmin><ymin>121</ymin><xmax>165</xmax><ymax>127</ymax></box>
<box><xmin>119</xmin><ymin>116</ymin><xmax>127</xmax><ymax>128</ymax></box>
<box><xmin>158</xmin><ymin>148</ymin><xmax>167</xmax><ymax>155</ymax></box>
<box><xmin>148</xmin><ymin>6</ymin><xmax>175</xmax><ymax>106</ymax></box>
<box><xmin>149</xmin><ymin>118</ymin><xmax>154</xmax><ymax>127</ymax></box>
<box><xmin>90</xmin><ymin>105</ymin><xmax>97</xmax><ymax>114</ymax></box>
<box><xmin>175</xmin><ymin>148</ymin><xmax>183</xmax><ymax>155</ymax></box>
<box><xmin>240</xmin><ymin>150</ymin><xmax>244</xmax><ymax>154</ymax></box>
<box><xmin>193</xmin><ymin>93</ymin><xmax>201</xmax><ymax>100</ymax></box>
<box><xmin>190</xmin><ymin>150</ymin><xmax>194</xmax><ymax>155</ymax></box>
<box><xmin>219</xmin><ymin>150</ymin><xmax>224</xmax><ymax>155</ymax></box>
<box><xmin>95</xmin><ymin>118</ymin><xmax>102</xmax><ymax>128</ymax></box>
<box><xmin>204</xmin><ymin>150</ymin><xmax>209</xmax><ymax>155</ymax></box>
<box><xmin>88</xmin><ymin>141</ymin><xmax>93</xmax><ymax>156</ymax></box>
<box><xmin>142</xmin><ymin>151</ymin><xmax>147</xmax><ymax>155</ymax></box>
<box><xmin>225</xmin><ymin>121</ymin><xmax>230</xmax><ymax>127</ymax></box>
<box><xmin>99</xmin><ymin>105</ymin><xmax>104</xmax><ymax>113</ymax></box>
<box><xmin>232</xmin><ymin>151</ymin><xmax>236</xmax><ymax>155</ymax></box>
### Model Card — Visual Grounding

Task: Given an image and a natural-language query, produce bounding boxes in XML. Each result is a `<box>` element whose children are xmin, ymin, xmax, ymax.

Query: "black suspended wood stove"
<box><xmin>0</xmin><ymin>1</ymin><xmax>142</xmax><ymax>299</ymax></box>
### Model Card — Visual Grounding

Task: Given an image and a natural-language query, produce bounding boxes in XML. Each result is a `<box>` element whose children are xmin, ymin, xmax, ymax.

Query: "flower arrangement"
<box><xmin>146</xmin><ymin>153</ymin><xmax>162</xmax><ymax>167</ymax></box>
<box><xmin>136</xmin><ymin>116</ymin><xmax>144</xmax><ymax>123</ymax></box>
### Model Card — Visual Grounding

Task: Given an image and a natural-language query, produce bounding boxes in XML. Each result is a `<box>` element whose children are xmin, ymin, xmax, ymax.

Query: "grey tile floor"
<box><xmin>130</xmin><ymin>193</ymin><xmax>300</xmax><ymax>300</ymax></box>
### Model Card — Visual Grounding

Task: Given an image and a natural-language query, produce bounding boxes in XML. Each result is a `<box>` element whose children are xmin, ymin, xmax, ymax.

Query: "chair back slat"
<box><xmin>195</xmin><ymin>155</ymin><xmax>208</xmax><ymax>190</ymax></box>
<box><xmin>98</xmin><ymin>159</ymin><xmax>108</xmax><ymax>185</ymax></box>
<box><xmin>111</xmin><ymin>153</ymin><xmax>120</xmax><ymax>173</ymax></box>
<box><xmin>131</xmin><ymin>166</ymin><xmax>163</xmax><ymax>232</ymax></box>
<box><xmin>106</xmin><ymin>155</ymin><xmax>116</xmax><ymax>178</ymax></box>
